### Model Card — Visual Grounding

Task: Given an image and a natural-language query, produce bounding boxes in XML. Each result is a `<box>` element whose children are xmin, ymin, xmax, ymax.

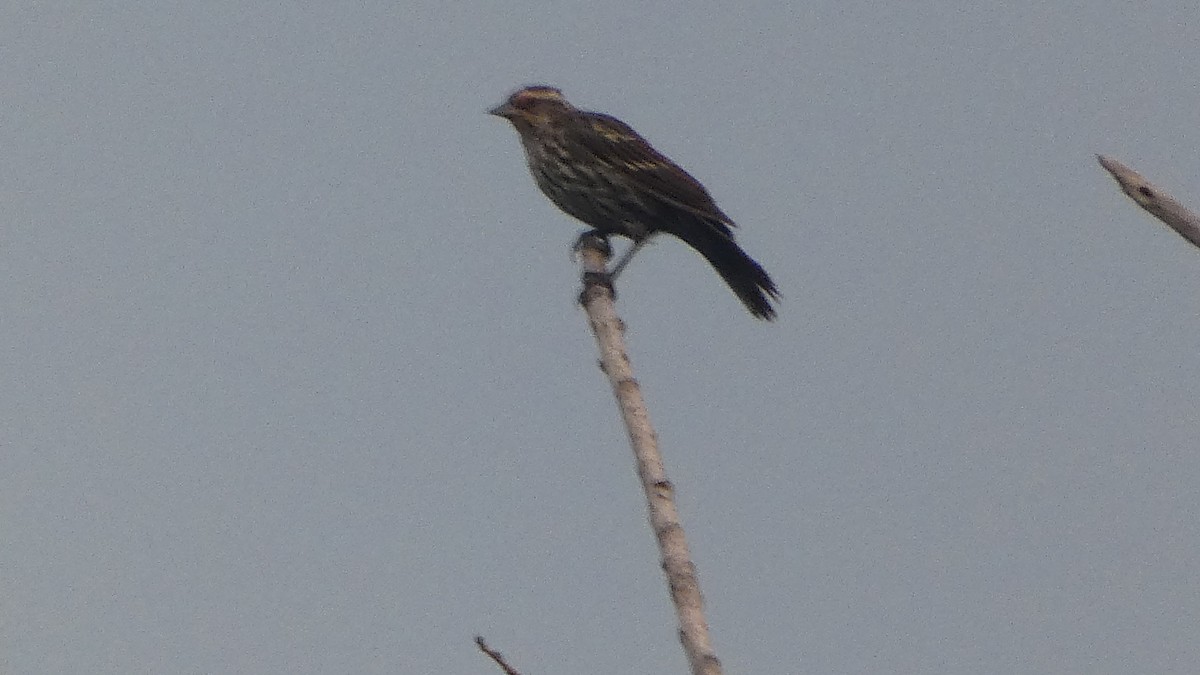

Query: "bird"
<box><xmin>489</xmin><ymin>85</ymin><xmax>779</xmax><ymax>320</ymax></box>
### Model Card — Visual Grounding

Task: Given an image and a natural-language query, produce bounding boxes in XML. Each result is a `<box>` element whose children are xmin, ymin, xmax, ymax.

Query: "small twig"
<box><xmin>475</xmin><ymin>636</ymin><xmax>523</xmax><ymax>675</ymax></box>
<box><xmin>1098</xmin><ymin>154</ymin><xmax>1200</xmax><ymax>250</ymax></box>
<box><xmin>576</xmin><ymin>233</ymin><xmax>724</xmax><ymax>675</ymax></box>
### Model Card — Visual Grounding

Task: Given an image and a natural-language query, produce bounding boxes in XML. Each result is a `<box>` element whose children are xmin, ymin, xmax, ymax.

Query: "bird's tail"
<box><xmin>674</xmin><ymin>222</ymin><xmax>779</xmax><ymax>320</ymax></box>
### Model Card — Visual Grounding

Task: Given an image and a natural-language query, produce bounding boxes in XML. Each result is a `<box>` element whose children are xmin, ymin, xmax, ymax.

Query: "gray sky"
<box><xmin>4</xmin><ymin>2</ymin><xmax>1200</xmax><ymax>673</ymax></box>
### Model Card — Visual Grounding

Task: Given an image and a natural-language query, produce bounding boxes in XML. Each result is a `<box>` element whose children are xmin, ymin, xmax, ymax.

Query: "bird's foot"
<box><xmin>571</xmin><ymin>230</ymin><xmax>612</xmax><ymax>261</ymax></box>
<box><xmin>574</xmin><ymin>231</ymin><xmax>617</xmax><ymax>307</ymax></box>
<box><xmin>578</xmin><ymin>270</ymin><xmax>616</xmax><ymax>308</ymax></box>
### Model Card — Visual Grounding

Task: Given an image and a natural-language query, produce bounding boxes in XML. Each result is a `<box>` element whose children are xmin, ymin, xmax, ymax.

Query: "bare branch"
<box><xmin>576</xmin><ymin>233</ymin><xmax>724</xmax><ymax>675</ymax></box>
<box><xmin>1098</xmin><ymin>154</ymin><xmax>1200</xmax><ymax>250</ymax></box>
<box><xmin>475</xmin><ymin>636</ymin><xmax>523</xmax><ymax>675</ymax></box>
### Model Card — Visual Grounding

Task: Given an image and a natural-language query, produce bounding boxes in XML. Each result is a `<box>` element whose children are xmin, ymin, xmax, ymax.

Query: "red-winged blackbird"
<box><xmin>489</xmin><ymin>85</ymin><xmax>779</xmax><ymax>320</ymax></box>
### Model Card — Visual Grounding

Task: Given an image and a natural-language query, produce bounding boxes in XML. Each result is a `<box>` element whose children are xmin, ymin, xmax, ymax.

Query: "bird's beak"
<box><xmin>488</xmin><ymin>101</ymin><xmax>515</xmax><ymax>118</ymax></box>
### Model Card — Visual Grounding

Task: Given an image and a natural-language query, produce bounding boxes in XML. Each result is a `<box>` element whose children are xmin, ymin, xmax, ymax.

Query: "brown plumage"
<box><xmin>489</xmin><ymin>85</ymin><xmax>779</xmax><ymax>320</ymax></box>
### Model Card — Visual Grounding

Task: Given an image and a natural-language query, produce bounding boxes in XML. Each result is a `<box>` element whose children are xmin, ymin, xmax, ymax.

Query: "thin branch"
<box><xmin>475</xmin><ymin>636</ymin><xmax>523</xmax><ymax>675</ymax></box>
<box><xmin>1098</xmin><ymin>154</ymin><xmax>1200</xmax><ymax>250</ymax></box>
<box><xmin>576</xmin><ymin>232</ymin><xmax>724</xmax><ymax>675</ymax></box>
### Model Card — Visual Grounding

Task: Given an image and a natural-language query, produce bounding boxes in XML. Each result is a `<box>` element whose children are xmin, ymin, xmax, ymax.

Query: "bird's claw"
<box><xmin>571</xmin><ymin>230</ymin><xmax>612</xmax><ymax>261</ymax></box>
<box><xmin>578</xmin><ymin>270</ymin><xmax>617</xmax><ymax>308</ymax></box>
<box><xmin>581</xmin><ymin>270</ymin><xmax>615</xmax><ymax>289</ymax></box>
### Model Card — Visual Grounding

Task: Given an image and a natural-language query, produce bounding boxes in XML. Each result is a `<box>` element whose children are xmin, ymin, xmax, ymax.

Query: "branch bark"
<box><xmin>576</xmin><ymin>232</ymin><xmax>723</xmax><ymax>675</ymax></box>
<box><xmin>475</xmin><ymin>636</ymin><xmax>523</xmax><ymax>675</ymax></box>
<box><xmin>1098</xmin><ymin>155</ymin><xmax>1200</xmax><ymax>250</ymax></box>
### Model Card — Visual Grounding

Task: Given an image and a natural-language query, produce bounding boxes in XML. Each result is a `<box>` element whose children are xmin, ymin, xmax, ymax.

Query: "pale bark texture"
<box><xmin>576</xmin><ymin>233</ymin><xmax>723</xmax><ymax>675</ymax></box>
<box><xmin>1098</xmin><ymin>155</ymin><xmax>1200</xmax><ymax>250</ymax></box>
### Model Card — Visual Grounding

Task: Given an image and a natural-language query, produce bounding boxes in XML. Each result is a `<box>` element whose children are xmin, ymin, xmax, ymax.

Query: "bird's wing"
<box><xmin>572</xmin><ymin>112</ymin><xmax>737</xmax><ymax>230</ymax></box>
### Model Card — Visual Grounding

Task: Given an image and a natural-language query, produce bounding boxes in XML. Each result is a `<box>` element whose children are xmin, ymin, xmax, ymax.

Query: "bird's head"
<box><xmin>488</xmin><ymin>85</ymin><xmax>572</xmax><ymax>132</ymax></box>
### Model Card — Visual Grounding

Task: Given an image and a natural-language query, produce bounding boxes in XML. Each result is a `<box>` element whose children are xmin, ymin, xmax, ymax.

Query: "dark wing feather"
<box><xmin>571</xmin><ymin>112</ymin><xmax>736</xmax><ymax>232</ymax></box>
